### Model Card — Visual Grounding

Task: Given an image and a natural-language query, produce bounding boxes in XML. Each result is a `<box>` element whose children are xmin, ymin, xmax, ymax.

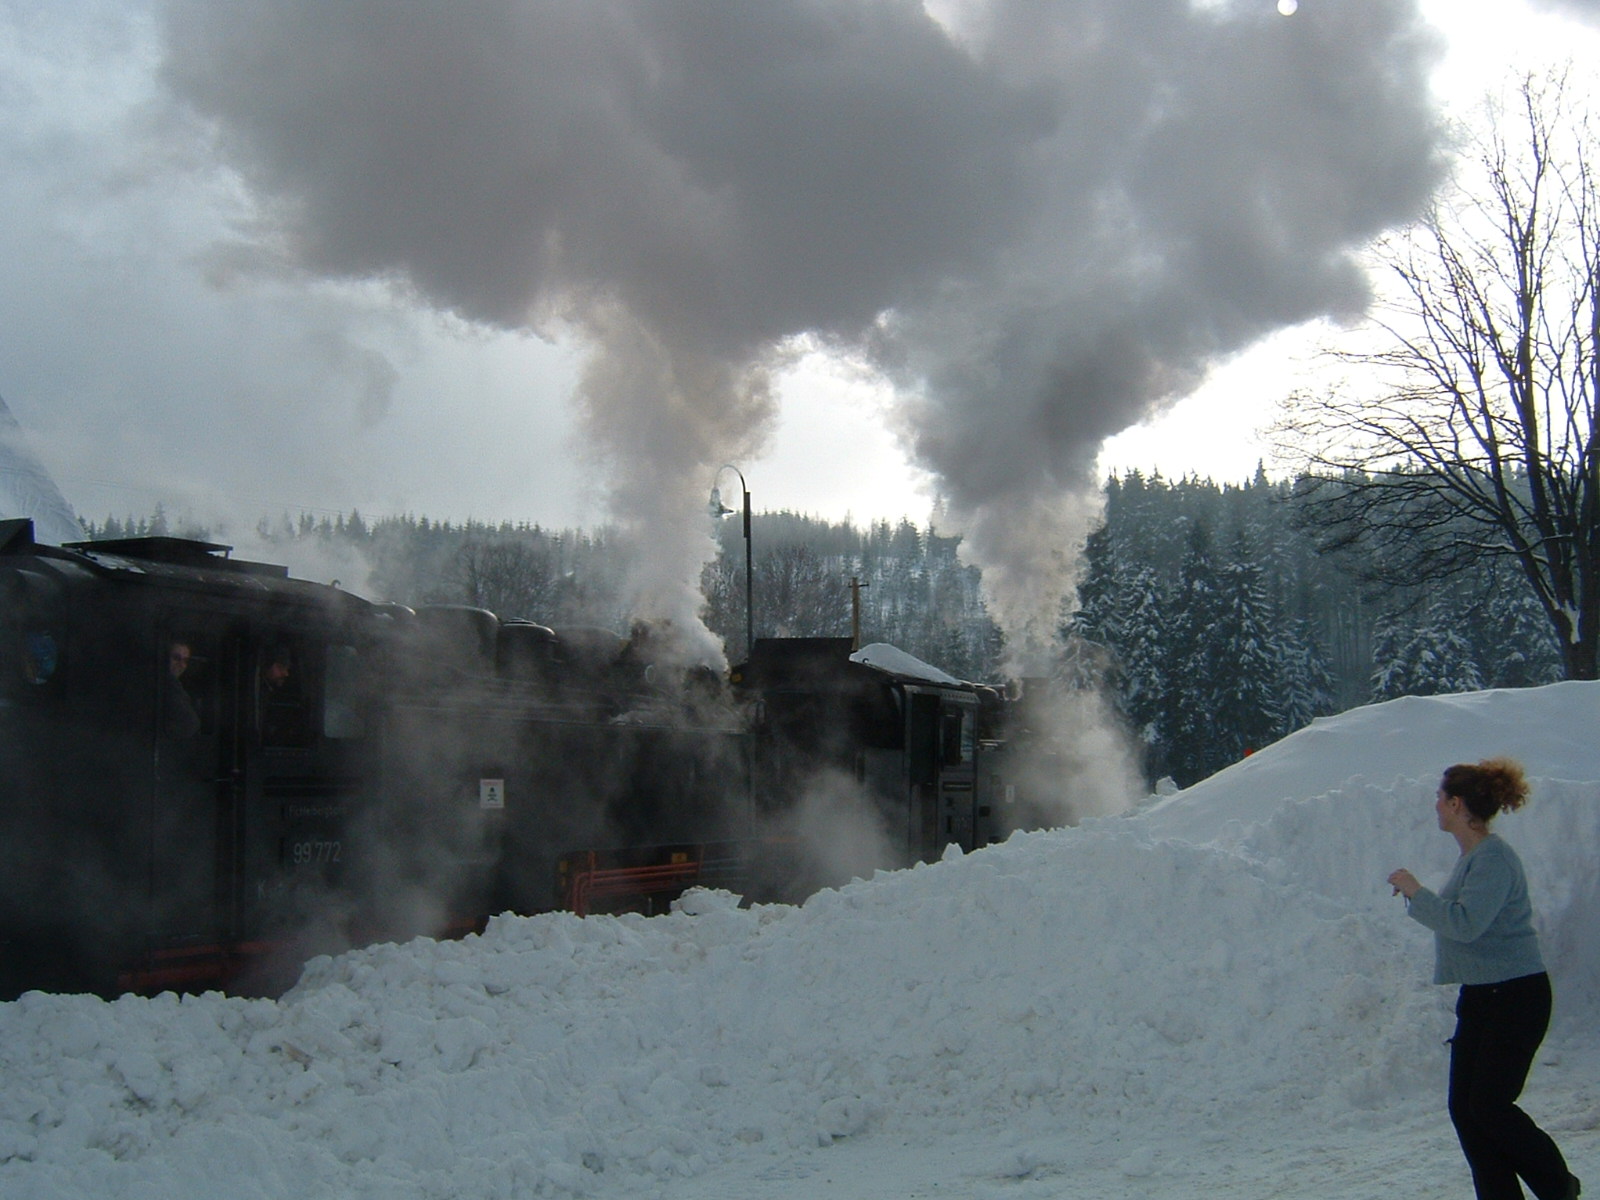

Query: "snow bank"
<box><xmin>2</xmin><ymin>682</ymin><xmax>1597</xmax><ymax>1199</ymax></box>
<box><xmin>1141</xmin><ymin>680</ymin><xmax>1600</xmax><ymax>844</ymax></box>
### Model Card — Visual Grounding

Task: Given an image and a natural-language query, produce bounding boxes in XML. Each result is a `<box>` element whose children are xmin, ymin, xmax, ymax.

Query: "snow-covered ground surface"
<box><xmin>3</xmin><ymin>683</ymin><xmax>1597</xmax><ymax>1199</ymax></box>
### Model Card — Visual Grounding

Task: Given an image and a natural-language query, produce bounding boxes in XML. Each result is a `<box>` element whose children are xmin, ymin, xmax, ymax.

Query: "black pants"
<box><xmin>1449</xmin><ymin>972</ymin><xmax>1571</xmax><ymax>1200</ymax></box>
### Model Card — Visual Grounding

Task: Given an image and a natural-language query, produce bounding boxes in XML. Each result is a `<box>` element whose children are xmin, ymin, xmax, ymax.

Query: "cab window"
<box><xmin>941</xmin><ymin>707</ymin><xmax>973</xmax><ymax>766</ymax></box>
<box><xmin>22</xmin><ymin>630</ymin><xmax>59</xmax><ymax>686</ymax></box>
<box><xmin>259</xmin><ymin>639</ymin><xmax>312</xmax><ymax>747</ymax></box>
<box><xmin>161</xmin><ymin>633</ymin><xmax>214</xmax><ymax>739</ymax></box>
<box><xmin>323</xmin><ymin>643</ymin><xmax>365</xmax><ymax>739</ymax></box>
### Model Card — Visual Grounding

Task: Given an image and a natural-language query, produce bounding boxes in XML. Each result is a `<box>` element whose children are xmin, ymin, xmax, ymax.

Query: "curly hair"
<box><xmin>1440</xmin><ymin>758</ymin><xmax>1530</xmax><ymax>823</ymax></box>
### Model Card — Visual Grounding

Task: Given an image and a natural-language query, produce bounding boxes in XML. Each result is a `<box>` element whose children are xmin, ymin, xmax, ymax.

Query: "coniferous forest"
<box><xmin>87</xmin><ymin>467</ymin><xmax>1562</xmax><ymax>788</ymax></box>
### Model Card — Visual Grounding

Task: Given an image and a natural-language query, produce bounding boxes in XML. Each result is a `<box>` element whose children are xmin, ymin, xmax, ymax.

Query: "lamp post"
<box><xmin>710</xmin><ymin>465</ymin><xmax>754</xmax><ymax>662</ymax></box>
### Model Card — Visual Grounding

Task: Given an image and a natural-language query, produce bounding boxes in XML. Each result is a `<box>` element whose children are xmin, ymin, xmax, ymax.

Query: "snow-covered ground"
<box><xmin>3</xmin><ymin>683</ymin><xmax>1597</xmax><ymax>1199</ymax></box>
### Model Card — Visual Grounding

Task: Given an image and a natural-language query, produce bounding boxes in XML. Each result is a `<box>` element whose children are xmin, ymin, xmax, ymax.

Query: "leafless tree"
<box><xmin>756</xmin><ymin>544</ymin><xmax>849</xmax><ymax>639</ymax></box>
<box><xmin>451</xmin><ymin>538</ymin><xmax>555</xmax><ymax>620</ymax></box>
<box><xmin>1282</xmin><ymin>75</ymin><xmax>1600</xmax><ymax>679</ymax></box>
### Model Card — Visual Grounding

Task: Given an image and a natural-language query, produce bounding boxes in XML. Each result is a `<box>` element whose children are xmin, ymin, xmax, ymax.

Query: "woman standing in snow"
<box><xmin>1388</xmin><ymin>759</ymin><xmax>1580</xmax><ymax>1200</ymax></box>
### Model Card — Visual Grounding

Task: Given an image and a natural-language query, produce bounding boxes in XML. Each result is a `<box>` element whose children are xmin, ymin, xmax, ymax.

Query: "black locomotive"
<box><xmin>0</xmin><ymin>518</ymin><xmax>1023</xmax><ymax>999</ymax></box>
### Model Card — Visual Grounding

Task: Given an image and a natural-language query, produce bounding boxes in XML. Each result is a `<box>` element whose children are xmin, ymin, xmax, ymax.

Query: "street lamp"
<box><xmin>710</xmin><ymin>465</ymin><xmax>753</xmax><ymax>662</ymax></box>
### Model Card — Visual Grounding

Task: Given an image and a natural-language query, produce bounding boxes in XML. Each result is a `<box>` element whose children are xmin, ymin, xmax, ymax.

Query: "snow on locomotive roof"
<box><xmin>849</xmin><ymin>641</ymin><xmax>964</xmax><ymax>685</ymax></box>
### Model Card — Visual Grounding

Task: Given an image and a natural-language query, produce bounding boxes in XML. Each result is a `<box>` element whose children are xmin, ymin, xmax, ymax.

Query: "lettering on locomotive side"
<box><xmin>289</xmin><ymin>840</ymin><xmax>343</xmax><ymax>866</ymax></box>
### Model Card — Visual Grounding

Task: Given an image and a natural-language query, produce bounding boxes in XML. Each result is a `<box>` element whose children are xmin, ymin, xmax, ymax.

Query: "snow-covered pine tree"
<box><xmin>1370</xmin><ymin>600</ymin><xmax>1484</xmax><ymax>700</ymax></box>
<box><xmin>1116</xmin><ymin>564</ymin><xmax>1170</xmax><ymax>765</ymax></box>
<box><xmin>1161</xmin><ymin>520</ymin><xmax>1229</xmax><ymax>785</ymax></box>
<box><xmin>1277</xmin><ymin>617</ymin><xmax>1337</xmax><ymax>732</ymax></box>
<box><xmin>1209</xmin><ymin>549</ymin><xmax>1284</xmax><ymax>762</ymax></box>
<box><xmin>1467</xmin><ymin>583</ymin><xmax>1564</xmax><ymax>689</ymax></box>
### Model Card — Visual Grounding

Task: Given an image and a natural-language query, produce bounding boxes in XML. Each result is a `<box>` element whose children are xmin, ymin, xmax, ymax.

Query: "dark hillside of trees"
<box><xmin>1070</xmin><ymin>471</ymin><xmax>1559</xmax><ymax>784</ymax></box>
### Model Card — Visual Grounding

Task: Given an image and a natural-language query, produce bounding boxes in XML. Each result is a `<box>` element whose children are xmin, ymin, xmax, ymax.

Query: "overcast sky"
<box><xmin>1</xmin><ymin>0</ymin><xmax>1596</xmax><ymax>651</ymax></box>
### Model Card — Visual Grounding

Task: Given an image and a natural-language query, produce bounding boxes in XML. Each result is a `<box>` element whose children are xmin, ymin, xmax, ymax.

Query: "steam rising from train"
<box><xmin>158</xmin><ymin>0</ymin><xmax>1445</xmax><ymax>666</ymax></box>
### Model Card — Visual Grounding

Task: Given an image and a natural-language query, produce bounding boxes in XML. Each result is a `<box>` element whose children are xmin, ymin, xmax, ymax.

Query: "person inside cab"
<box><xmin>163</xmin><ymin>638</ymin><xmax>201</xmax><ymax>739</ymax></box>
<box><xmin>259</xmin><ymin>642</ymin><xmax>310</xmax><ymax>747</ymax></box>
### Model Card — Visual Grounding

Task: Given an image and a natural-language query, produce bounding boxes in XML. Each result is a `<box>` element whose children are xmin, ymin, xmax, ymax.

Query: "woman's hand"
<box><xmin>1387</xmin><ymin>868</ymin><xmax>1421</xmax><ymax>899</ymax></box>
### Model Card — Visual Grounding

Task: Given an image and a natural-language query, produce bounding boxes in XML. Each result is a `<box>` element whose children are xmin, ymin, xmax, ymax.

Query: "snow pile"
<box><xmin>2</xmin><ymin>684</ymin><xmax>1598</xmax><ymax>1199</ymax></box>
<box><xmin>1141</xmin><ymin>681</ymin><xmax>1600</xmax><ymax>843</ymax></box>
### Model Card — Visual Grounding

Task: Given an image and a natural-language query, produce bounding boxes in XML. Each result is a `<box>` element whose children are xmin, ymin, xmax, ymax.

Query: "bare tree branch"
<box><xmin>1280</xmin><ymin>73</ymin><xmax>1600</xmax><ymax>679</ymax></box>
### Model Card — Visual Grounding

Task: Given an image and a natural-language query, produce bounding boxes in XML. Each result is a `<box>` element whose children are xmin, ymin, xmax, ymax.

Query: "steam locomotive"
<box><xmin>0</xmin><ymin>518</ymin><xmax>1022</xmax><ymax>999</ymax></box>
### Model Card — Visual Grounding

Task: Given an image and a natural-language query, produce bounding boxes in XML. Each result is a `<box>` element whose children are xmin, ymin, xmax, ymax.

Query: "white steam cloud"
<box><xmin>0</xmin><ymin>393</ymin><xmax>86</xmax><ymax>546</ymax></box>
<box><xmin>775</xmin><ymin>766</ymin><xmax>899</xmax><ymax>890</ymax></box>
<box><xmin>1010</xmin><ymin>685</ymin><xmax>1147</xmax><ymax>823</ymax></box>
<box><xmin>1532</xmin><ymin>0</ymin><xmax>1600</xmax><ymax>20</ymax></box>
<box><xmin>158</xmin><ymin>0</ymin><xmax>1444</xmax><ymax>660</ymax></box>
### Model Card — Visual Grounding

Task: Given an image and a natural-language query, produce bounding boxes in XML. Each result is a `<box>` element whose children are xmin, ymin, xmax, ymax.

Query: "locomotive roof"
<box><xmin>1</xmin><ymin>517</ymin><xmax>367</xmax><ymax>611</ymax></box>
<box><xmin>849</xmin><ymin>642</ymin><xmax>965</xmax><ymax>687</ymax></box>
<box><xmin>63</xmin><ymin>534</ymin><xmax>288</xmax><ymax>577</ymax></box>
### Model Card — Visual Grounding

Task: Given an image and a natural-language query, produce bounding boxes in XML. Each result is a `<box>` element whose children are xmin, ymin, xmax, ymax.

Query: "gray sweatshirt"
<box><xmin>1405</xmin><ymin>834</ymin><xmax>1546</xmax><ymax>986</ymax></box>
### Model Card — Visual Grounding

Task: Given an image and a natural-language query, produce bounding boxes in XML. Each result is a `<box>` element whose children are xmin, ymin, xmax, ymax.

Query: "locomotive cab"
<box><xmin>0</xmin><ymin>520</ymin><xmax>381</xmax><ymax>997</ymax></box>
<box><xmin>734</xmin><ymin>637</ymin><xmax>995</xmax><ymax>891</ymax></box>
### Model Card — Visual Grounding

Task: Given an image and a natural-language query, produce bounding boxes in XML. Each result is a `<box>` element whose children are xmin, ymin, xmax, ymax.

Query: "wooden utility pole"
<box><xmin>850</xmin><ymin>575</ymin><xmax>870</xmax><ymax>650</ymax></box>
